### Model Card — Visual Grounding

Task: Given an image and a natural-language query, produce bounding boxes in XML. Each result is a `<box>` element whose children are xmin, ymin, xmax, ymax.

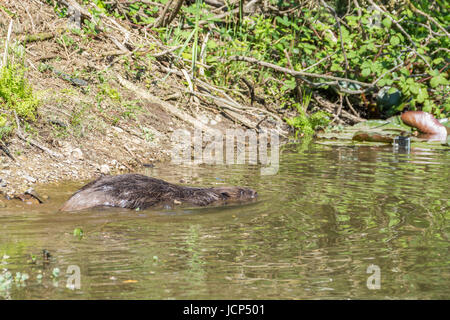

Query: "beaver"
<box><xmin>60</xmin><ymin>174</ymin><xmax>257</xmax><ymax>212</ymax></box>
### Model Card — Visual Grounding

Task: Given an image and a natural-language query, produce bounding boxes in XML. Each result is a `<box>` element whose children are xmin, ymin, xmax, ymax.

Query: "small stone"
<box><xmin>198</xmin><ymin>114</ymin><xmax>209</xmax><ymax>124</ymax></box>
<box><xmin>112</xmin><ymin>126</ymin><xmax>124</xmax><ymax>133</ymax></box>
<box><xmin>71</xmin><ymin>148</ymin><xmax>83</xmax><ymax>160</ymax></box>
<box><xmin>23</xmin><ymin>175</ymin><xmax>37</xmax><ymax>183</ymax></box>
<box><xmin>100</xmin><ymin>164</ymin><xmax>110</xmax><ymax>175</ymax></box>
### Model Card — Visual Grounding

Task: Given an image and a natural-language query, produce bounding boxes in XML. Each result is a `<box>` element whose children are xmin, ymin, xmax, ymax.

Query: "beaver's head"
<box><xmin>212</xmin><ymin>186</ymin><xmax>258</xmax><ymax>201</ymax></box>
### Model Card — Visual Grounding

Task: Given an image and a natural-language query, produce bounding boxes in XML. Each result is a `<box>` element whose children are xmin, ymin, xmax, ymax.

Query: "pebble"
<box><xmin>71</xmin><ymin>148</ymin><xmax>84</xmax><ymax>160</ymax></box>
<box><xmin>100</xmin><ymin>164</ymin><xmax>110</xmax><ymax>175</ymax></box>
<box><xmin>23</xmin><ymin>175</ymin><xmax>37</xmax><ymax>183</ymax></box>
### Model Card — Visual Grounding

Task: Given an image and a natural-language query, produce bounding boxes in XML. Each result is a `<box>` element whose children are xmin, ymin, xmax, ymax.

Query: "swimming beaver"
<box><xmin>60</xmin><ymin>174</ymin><xmax>257</xmax><ymax>212</ymax></box>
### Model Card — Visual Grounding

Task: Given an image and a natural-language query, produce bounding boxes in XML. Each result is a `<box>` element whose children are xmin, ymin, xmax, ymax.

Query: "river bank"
<box><xmin>0</xmin><ymin>0</ymin><xmax>287</xmax><ymax>200</ymax></box>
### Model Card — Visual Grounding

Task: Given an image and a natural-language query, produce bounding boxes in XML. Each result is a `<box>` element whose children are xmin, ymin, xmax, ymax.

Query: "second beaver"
<box><xmin>60</xmin><ymin>174</ymin><xmax>257</xmax><ymax>212</ymax></box>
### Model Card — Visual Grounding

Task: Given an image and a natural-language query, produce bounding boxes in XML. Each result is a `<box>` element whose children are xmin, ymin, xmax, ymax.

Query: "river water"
<box><xmin>0</xmin><ymin>142</ymin><xmax>449</xmax><ymax>299</ymax></box>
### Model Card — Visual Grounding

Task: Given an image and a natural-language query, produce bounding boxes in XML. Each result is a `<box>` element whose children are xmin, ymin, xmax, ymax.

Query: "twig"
<box><xmin>302</xmin><ymin>52</ymin><xmax>336</xmax><ymax>72</ymax></box>
<box><xmin>116</xmin><ymin>74</ymin><xmax>213</xmax><ymax>132</ymax></box>
<box><xmin>320</xmin><ymin>0</ymin><xmax>349</xmax><ymax>77</ymax></box>
<box><xmin>284</xmin><ymin>48</ymin><xmax>303</xmax><ymax>103</ymax></box>
<box><xmin>153</xmin><ymin>44</ymin><xmax>183</xmax><ymax>57</ymax></box>
<box><xmin>0</xmin><ymin>141</ymin><xmax>15</xmax><ymax>162</ymax></box>
<box><xmin>366</xmin><ymin>0</ymin><xmax>431</xmax><ymax>68</ymax></box>
<box><xmin>199</xmin><ymin>31</ymin><xmax>210</xmax><ymax>77</ymax></box>
<box><xmin>197</xmin><ymin>0</ymin><xmax>259</xmax><ymax>27</ymax></box>
<box><xmin>153</xmin><ymin>0</ymin><xmax>173</xmax><ymax>28</ymax></box>
<box><xmin>1</xmin><ymin>19</ymin><xmax>13</xmax><ymax>69</ymax></box>
<box><xmin>229</xmin><ymin>55</ymin><xmax>371</xmax><ymax>87</ymax></box>
<box><xmin>181</xmin><ymin>69</ymin><xmax>199</xmax><ymax>104</ymax></box>
<box><xmin>313</xmin><ymin>93</ymin><xmax>365</xmax><ymax>124</ymax></box>
<box><xmin>345</xmin><ymin>96</ymin><xmax>359</xmax><ymax>118</ymax></box>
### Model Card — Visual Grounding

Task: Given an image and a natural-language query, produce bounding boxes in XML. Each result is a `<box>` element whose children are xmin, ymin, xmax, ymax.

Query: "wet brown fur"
<box><xmin>60</xmin><ymin>174</ymin><xmax>257</xmax><ymax>212</ymax></box>
<box><xmin>401</xmin><ymin>111</ymin><xmax>447</xmax><ymax>141</ymax></box>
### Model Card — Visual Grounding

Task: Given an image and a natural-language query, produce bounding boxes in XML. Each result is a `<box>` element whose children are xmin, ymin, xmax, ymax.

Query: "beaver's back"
<box><xmin>60</xmin><ymin>174</ymin><xmax>257</xmax><ymax>212</ymax></box>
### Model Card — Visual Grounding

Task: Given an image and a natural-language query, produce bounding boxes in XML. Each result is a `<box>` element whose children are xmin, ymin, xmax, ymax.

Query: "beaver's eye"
<box><xmin>221</xmin><ymin>192</ymin><xmax>230</xmax><ymax>198</ymax></box>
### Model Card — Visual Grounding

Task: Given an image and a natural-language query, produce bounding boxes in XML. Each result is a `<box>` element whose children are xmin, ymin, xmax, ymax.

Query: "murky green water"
<box><xmin>1</xmin><ymin>142</ymin><xmax>449</xmax><ymax>299</ymax></box>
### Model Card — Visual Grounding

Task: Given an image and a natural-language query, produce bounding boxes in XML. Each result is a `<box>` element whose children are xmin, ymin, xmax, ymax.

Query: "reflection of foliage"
<box><xmin>185</xmin><ymin>224</ymin><xmax>206</xmax><ymax>282</ymax></box>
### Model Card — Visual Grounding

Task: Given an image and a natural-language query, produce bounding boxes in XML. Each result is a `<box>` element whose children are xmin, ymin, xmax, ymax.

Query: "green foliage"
<box><xmin>73</xmin><ymin>228</ymin><xmax>84</xmax><ymax>239</ymax></box>
<box><xmin>0</xmin><ymin>58</ymin><xmax>38</xmax><ymax>141</ymax></box>
<box><xmin>286</xmin><ymin>108</ymin><xmax>331</xmax><ymax>137</ymax></box>
<box><xmin>0</xmin><ymin>114</ymin><xmax>12</xmax><ymax>140</ymax></box>
<box><xmin>73</xmin><ymin>1</ymin><xmax>449</xmax><ymax>128</ymax></box>
<box><xmin>192</xmin><ymin>1</ymin><xmax>447</xmax><ymax>118</ymax></box>
<box><xmin>0</xmin><ymin>63</ymin><xmax>38</xmax><ymax>121</ymax></box>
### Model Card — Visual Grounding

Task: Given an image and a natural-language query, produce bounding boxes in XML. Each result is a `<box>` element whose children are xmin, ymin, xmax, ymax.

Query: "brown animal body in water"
<box><xmin>60</xmin><ymin>174</ymin><xmax>257</xmax><ymax>212</ymax></box>
<box><xmin>401</xmin><ymin>111</ymin><xmax>448</xmax><ymax>141</ymax></box>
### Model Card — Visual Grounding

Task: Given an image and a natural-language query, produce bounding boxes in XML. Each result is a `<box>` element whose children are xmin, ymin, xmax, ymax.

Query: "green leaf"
<box><xmin>390</xmin><ymin>35</ymin><xmax>400</xmax><ymax>46</ymax></box>
<box><xmin>430</xmin><ymin>75</ymin><xmax>448</xmax><ymax>88</ymax></box>
<box><xmin>416</xmin><ymin>87</ymin><xmax>428</xmax><ymax>103</ymax></box>
<box><xmin>282</xmin><ymin>78</ymin><xmax>297</xmax><ymax>91</ymax></box>
<box><xmin>382</xmin><ymin>18</ymin><xmax>392</xmax><ymax>28</ymax></box>
<box><xmin>331</xmin><ymin>63</ymin><xmax>343</xmax><ymax>72</ymax></box>
<box><xmin>432</xmin><ymin>57</ymin><xmax>444</xmax><ymax>65</ymax></box>
<box><xmin>73</xmin><ymin>228</ymin><xmax>84</xmax><ymax>238</ymax></box>
<box><xmin>362</xmin><ymin>68</ymin><xmax>371</xmax><ymax>77</ymax></box>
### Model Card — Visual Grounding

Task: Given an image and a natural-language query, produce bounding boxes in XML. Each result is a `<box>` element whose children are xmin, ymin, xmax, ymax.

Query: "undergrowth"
<box><xmin>0</xmin><ymin>53</ymin><xmax>39</xmax><ymax>141</ymax></box>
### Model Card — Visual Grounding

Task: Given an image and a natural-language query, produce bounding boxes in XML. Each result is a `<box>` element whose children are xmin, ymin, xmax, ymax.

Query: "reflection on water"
<box><xmin>0</xmin><ymin>142</ymin><xmax>449</xmax><ymax>299</ymax></box>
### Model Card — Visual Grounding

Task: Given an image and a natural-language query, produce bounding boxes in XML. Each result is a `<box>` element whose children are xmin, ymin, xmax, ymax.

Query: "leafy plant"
<box><xmin>0</xmin><ymin>63</ymin><xmax>39</xmax><ymax>121</ymax></box>
<box><xmin>286</xmin><ymin>105</ymin><xmax>331</xmax><ymax>137</ymax></box>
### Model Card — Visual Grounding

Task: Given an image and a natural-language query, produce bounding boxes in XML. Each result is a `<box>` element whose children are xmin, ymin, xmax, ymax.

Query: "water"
<box><xmin>0</xmin><ymin>143</ymin><xmax>449</xmax><ymax>299</ymax></box>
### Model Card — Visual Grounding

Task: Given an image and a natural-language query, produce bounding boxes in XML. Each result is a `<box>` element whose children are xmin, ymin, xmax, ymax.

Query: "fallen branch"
<box><xmin>116</xmin><ymin>74</ymin><xmax>213</xmax><ymax>132</ymax></box>
<box><xmin>229</xmin><ymin>55</ymin><xmax>371</xmax><ymax>89</ymax></box>
<box><xmin>312</xmin><ymin>93</ymin><xmax>365</xmax><ymax>124</ymax></box>
<box><xmin>0</xmin><ymin>141</ymin><xmax>15</xmax><ymax>161</ymax></box>
<box><xmin>21</xmin><ymin>28</ymin><xmax>64</xmax><ymax>44</ymax></box>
